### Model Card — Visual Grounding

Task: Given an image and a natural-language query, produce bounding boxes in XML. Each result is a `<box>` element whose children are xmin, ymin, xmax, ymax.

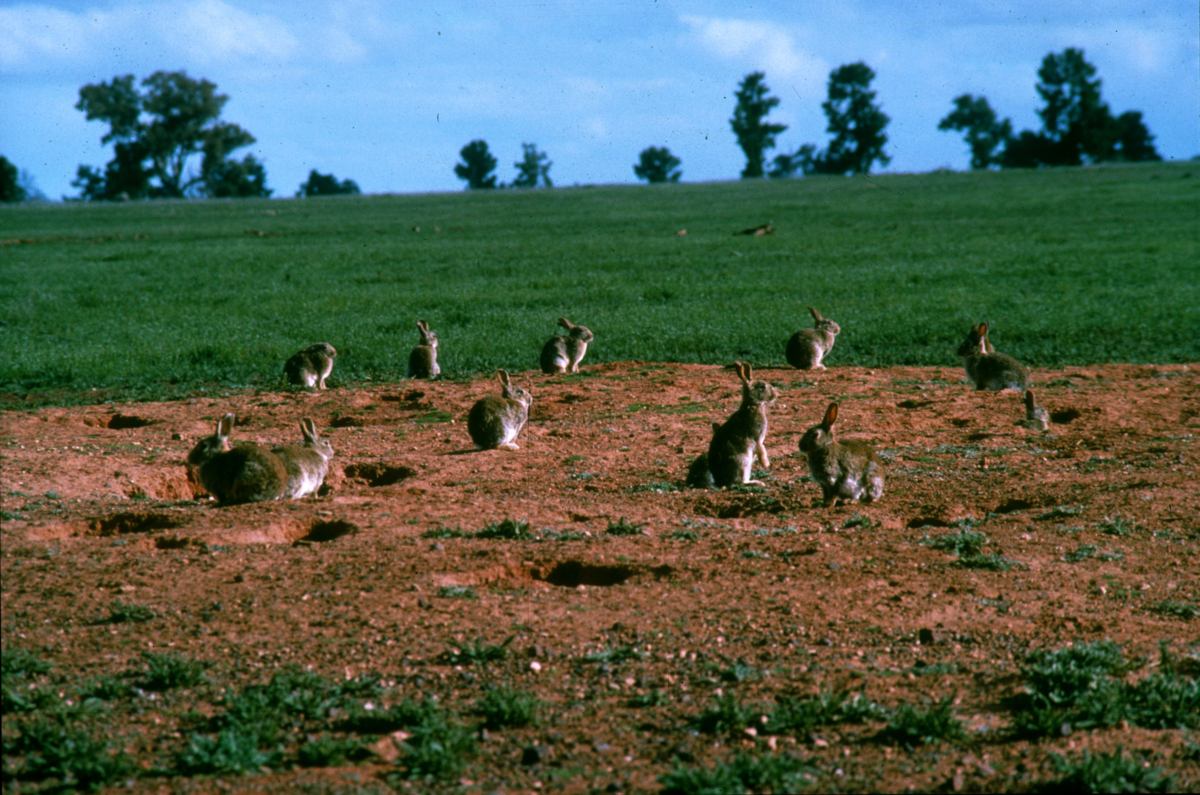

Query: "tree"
<box><xmin>811</xmin><ymin>62</ymin><xmax>890</xmax><ymax>175</ymax></box>
<box><xmin>633</xmin><ymin>146</ymin><xmax>682</xmax><ymax>183</ymax></box>
<box><xmin>730</xmin><ymin>72</ymin><xmax>787</xmax><ymax>179</ymax></box>
<box><xmin>999</xmin><ymin>48</ymin><xmax>1161</xmax><ymax>168</ymax></box>
<box><xmin>1107</xmin><ymin>111</ymin><xmax>1161</xmax><ymax>162</ymax></box>
<box><xmin>296</xmin><ymin>170</ymin><xmax>360</xmax><ymax>197</ymax></box>
<box><xmin>937</xmin><ymin>94</ymin><xmax>1013</xmax><ymax>170</ymax></box>
<box><xmin>512</xmin><ymin>143</ymin><xmax>552</xmax><ymax>188</ymax></box>
<box><xmin>454</xmin><ymin>140</ymin><xmax>498</xmax><ymax>189</ymax></box>
<box><xmin>0</xmin><ymin>156</ymin><xmax>28</xmax><ymax>203</ymax></box>
<box><xmin>1034</xmin><ymin>48</ymin><xmax>1113</xmax><ymax>165</ymax></box>
<box><xmin>73</xmin><ymin>70</ymin><xmax>265</xmax><ymax>200</ymax></box>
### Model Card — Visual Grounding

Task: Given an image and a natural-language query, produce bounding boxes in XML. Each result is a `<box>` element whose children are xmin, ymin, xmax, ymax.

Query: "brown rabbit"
<box><xmin>688</xmin><ymin>362</ymin><xmax>777</xmax><ymax>488</ymax></box>
<box><xmin>467</xmin><ymin>369</ymin><xmax>533</xmax><ymax>450</ymax></box>
<box><xmin>956</xmin><ymin>322</ymin><xmax>1028</xmax><ymax>391</ymax></box>
<box><xmin>283</xmin><ymin>343</ymin><xmax>337</xmax><ymax>389</ymax></box>
<box><xmin>540</xmin><ymin>317</ymin><xmax>593</xmax><ymax>373</ymax></box>
<box><xmin>187</xmin><ymin>414</ymin><xmax>288</xmax><ymax>504</ymax></box>
<box><xmin>407</xmin><ymin>320</ymin><xmax>440</xmax><ymax>379</ymax></box>
<box><xmin>272</xmin><ymin>418</ymin><xmax>334</xmax><ymax>498</ymax></box>
<box><xmin>798</xmin><ymin>402</ymin><xmax>885</xmax><ymax>507</ymax></box>
<box><xmin>786</xmin><ymin>306</ymin><xmax>840</xmax><ymax>370</ymax></box>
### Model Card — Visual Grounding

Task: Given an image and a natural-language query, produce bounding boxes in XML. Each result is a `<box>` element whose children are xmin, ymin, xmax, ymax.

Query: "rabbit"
<box><xmin>283</xmin><ymin>343</ymin><xmax>337</xmax><ymax>389</ymax></box>
<box><xmin>690</xmin><ymin>362</ymin><xmax>778</xmax><ymax>488</ymax></box>
<box><xmin>956</xmin><ymin>322</ymin><xmax>1028</xmax><ymax>391</ymax></box>
<box><xmin>540</xmin><ymin>317</ymin><xmax>593</xmax><ymax>374</ymax></box>
<box><xmin>786</xmin><ymin>306</ymin><xmax>841</xmax><ymax>370</ymax></box>
<box><xmin>1016</xmin><ymin>390</ymin><xmax>1050</xmax><ymax>431</ymax></box>
<box><xmin>798</xmin><ymin>402</ymin><xmax>885</xmax><ymax>507</ymax></box>
<box><xmin>407</xmin><ymin>320</ymin><xmax>440</xmax><ymax>379</ymax></box>
<box><xmin>271</xmin><ymin>418</ymin><xmax>334</xmax><ymax>498</ymax></box>
<box><xmin>467</xmin><ymin>368</ymin><xmax>534</xmax><ymax>450</ymax></box>
<box><xmin>186</xmin><ymin>413</ymin><xmax>288</xmax><ymax>504</ymax></box>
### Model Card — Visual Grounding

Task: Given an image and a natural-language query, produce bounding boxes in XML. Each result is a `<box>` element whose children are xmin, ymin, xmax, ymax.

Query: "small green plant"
<box><xmin>138</xmin><ymin>651</ymin><xmax>209</xmax><ymax>691</ymax></box>
<box><xmin>437</xmin><ymin>585</ymin><xmax>477</xmax><ymax>600</ymax></box>
<box><xmin>770</xmin><ymin>690</ymin><xmax>888</xmax><ymax>735</ymax></box>
<box><xmin>659</xmin><ymin>752</ymin><xmax>816</xmax><ymax>795</ymax></box>
<box><xmin>1146</xmin><ymin>599</ymin><xmax>1199</xmax><ymax>620</ymax></box>
<box><xmin>175</xmin><ymin>727</ymin><xmax>280</xmax><ymax>774</ymax></box>
<box><xmin>718</xmin><ymin>661</ymin><xmax>760</xmax><ymax>683</ymax></box>
<box><xmin>585</xmin><ymin>645</ymin><xmax>646</xmax><ymax>665</ymax></box>
<box><xmin>422</xmin><ymin>525</ymin><xmax>468</xmax><ymax>539</ymax></box>
<box><xmin>1039</xmin><ymin>748</ymin><xmax>1175</xmax><ymax>793</ymax></box>
<box><xmin>876</xmin><ymin>697</ymin><xmax>965</xmax><ymax>746</ymax></box>
<box><xmin>295</xmin><ymin>734</ymin><xmax>368</xmax><ymax>767</ymax></box>
<box><xmin>475</xmin><ymin>518</ymin><xmax>534</xmax><ymax>540</ymax></box>
<box><xmin>842</xmin><ymin>513</ymin><xmax>877</xmax><ymax>529</ymax></box>
<box><xmin>1097</xmin><ymin>515</ymin><xmax>1142</xmax><ymax>537</ymax></box>
<box><xmin>626</xmin><ymin>689</ymin><xmax>670</xmax><ymax>708</ymax></box>
<box><xmin>77</xmin><ymin>674</ymin><xmax>136</xmax><ymax>701</ymax></box>
<box><xmin>739</xmin><ymin>549</ymin><xmax>770</xmax><ymax>559</ymax></box>
<box><xmin>668</xmin><ymin>529</ymin><xmax>699</xmax><ymax>541</ymax></box>
<box><xmin>606</xmin><ymin>517</ymin><xmax>644</xmax><ymax>536</ymax></box>
<box><xmin>921</xmin><ymin>528</ymin><xmax>988</xmax><ymax>556</ymax></box>
<box><xmin>690</xmin><ymin>694</ymin><xmax>766</xmax><ymax>735</ymax></box>
<box><xmin>10</xmin><ymin>719</ymin><xmax>136</xmax><ymax>791</ymax></box>
<box><xmin>1</xmin><ymin>646</ymin><xmax>52</xmax><ymax>679</ymax></box>
<box><xmin>953</xmin><ymin>553</ymin><xmax>1023</xmax><ymax>571</ymax></box>
<box><xmin>98</xmin><ymin>599</ymin><xmax>158</xmax><ymax>624</ymax></box>
<box><xmin>474</xmin><ymin>687</ymin><xmax>540</xmax><ymax>729</ymax></box>
<box><xmin>627</xmin><ymin>480</ymin><xmax>679</xmax><ymax>493</ymax></box>
<box><xmin>1064</xmin><ymin>544</ymin><xmax>1125</xmax><ymax>563</ymax></box>
<box><xmin>440</xmin><ymin>636</ymin><xmax>513</xmax><ymax>666</ymax></box>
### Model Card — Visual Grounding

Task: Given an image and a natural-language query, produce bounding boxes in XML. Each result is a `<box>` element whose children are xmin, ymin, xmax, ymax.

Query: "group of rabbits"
<box><xmin>192</xmin><ymin>308</ymin><xmax>1041</xmax><ymax>506</ymax></box>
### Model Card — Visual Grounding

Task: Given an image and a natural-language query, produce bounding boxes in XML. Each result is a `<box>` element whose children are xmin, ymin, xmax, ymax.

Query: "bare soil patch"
<box><xmin>2</xmin><ymin>362</ymin><xmax>1197</xmax><ymax>793</ymax></box>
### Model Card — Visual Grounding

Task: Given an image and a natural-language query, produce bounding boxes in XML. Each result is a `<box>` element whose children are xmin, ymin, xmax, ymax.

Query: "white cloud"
<box><xmin>0</xmin><ymin>1</ymin><xmax>301</xmax><ymax>73</ymax></box>
<box><xmin>680</xmin><ymin>15</ymin><xmax>828</xmax><ymax>99</ymax></box>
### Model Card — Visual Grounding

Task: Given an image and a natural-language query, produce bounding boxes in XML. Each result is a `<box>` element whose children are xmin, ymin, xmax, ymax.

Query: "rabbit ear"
<box><xmin>742</xmin><ymin>362</ymin><xmax>754</xmax><ymax>381</ymax></box>
<box><xmin>416</xmin><ymin>320</ymin><xmax>426</xmax><ymax>332</ymax></box>
<box><xmin>808</xmin><ymin>306</ymin><xmax>823</xmax><ymax>321</ymax></box>
<box><xmin>218</xmin><ymin>413</ymin><xmax>235</xmax><ymax>439</ymax></box>
<box><xmin>1024</xmin><ymin>391</ymin><xmax>1036</xmax><ymax>411</ymax></box>
<box><xmin>497</xmin><ymin>368</ymin><xmax>511</xmax><ymax>386</ymax></box>
<box><xmin>557</xmin><ymin>317</ymin><xmax>573</xmax><ymax>330</ymax></box>
<box><xmin>978</xmin><ymin>322</ymin><xmax>989</xmax><ymax>337</ymax></box>
<box><xmin>822</xmin><ymin>403</ymin><xmax>839</xmax><ymax>427</ymax></box>
<box><xmin>732</xmin><ymin>361</ymin><xmax>747</xmax><ymax>384</ymax></box>
<box><xmin>301</xmin><ymin>417</ymin><xmax>318</xmax><ymax>441</ymax></box>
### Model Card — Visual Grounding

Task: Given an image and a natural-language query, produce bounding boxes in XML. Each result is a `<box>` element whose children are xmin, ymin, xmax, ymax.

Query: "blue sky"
<box><xmin>2</xmin><ymin>0</ymin><xmax>1197</xmax><ymax>200</ymax></box>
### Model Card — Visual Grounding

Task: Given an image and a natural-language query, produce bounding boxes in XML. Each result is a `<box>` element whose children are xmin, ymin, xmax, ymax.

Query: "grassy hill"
<box><xmin>1</xmin><ymin>162</ymin><xmax>1197</xmax><ymax>405</ymax></box>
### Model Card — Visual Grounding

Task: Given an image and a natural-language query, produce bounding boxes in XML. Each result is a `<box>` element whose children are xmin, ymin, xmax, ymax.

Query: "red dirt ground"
<box><xmin>2</xmin><ymin>361</ymin><xmax>1197</xmax><ymax>793</ymax></box>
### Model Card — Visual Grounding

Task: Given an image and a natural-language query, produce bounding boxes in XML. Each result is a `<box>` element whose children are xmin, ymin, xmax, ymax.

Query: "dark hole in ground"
<box><xmin>897</xmin><ymin>399</ymin><xmax>934</xmax><ymax>409</ymax></box>
<box><xmin>1051</xmin><ymin>408</ymin><xmax>1082</xmax><ymax>424</ymax></box>
<box><xmin>107</xmin><ymin>414</ymin><xmax>153</xmax><ymax>430</ymax></box>
<box><xmin>329</xmin><ymin>416</ymin><xmax>367</xmax><ymax>428</ymax></box>
<box><xmin>537</xmin><ymin>561</ymin><xmax>636</xmax><ymax>588</ymax></box>
<box><xmin>993</xmin><ymin>498</ymin><xmax>1035</xmax><ymax>515</ymax></box>
<box><xmin>154</xmin><ymin>536</ymin><xmax>191</xmax><ymax>550</ymax></box>
<box><xmin>91</xmin><ymin>512</ymin><xmax>186</xmax><ymax>536</ymax></box>
<box><xmin>907</xmin><ymin>516</ymin><xmax>953</xmax><ymax>529</ymax></box>
<box><xmin>343</xmin><ymin>463</ymin><xmax>417</xmax><ymax>486</ymax></box>
<box><xmin>296</xmin><ymin>519</ymin><xmax>358</xmax><ymax>544</ymax></box>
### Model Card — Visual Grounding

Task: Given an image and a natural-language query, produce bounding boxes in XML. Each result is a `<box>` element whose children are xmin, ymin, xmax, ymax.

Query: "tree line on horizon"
<box><xmin>0</xmin><ymin>48</ymin><xmax>1163</xmax><ymax>204</ymax></box>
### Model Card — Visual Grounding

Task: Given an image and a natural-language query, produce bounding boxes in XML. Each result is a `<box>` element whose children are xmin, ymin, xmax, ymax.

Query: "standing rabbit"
<box><xmin>688</xmin><ymin>362</ymin><xmax>777</xmax><ymax>488</ymax></box>
<box><xmin>187</xmin><ymin>413</ymin><xmax>288</xmax><ymax>504</ymax></box>
<box><xmin>272</xmin><ymin>418</ymin><xmax>334</xmax><ymax>498</ymax></box>
<box><xmin>956</xmin><ymin>322</ymin><xmax>1028</xmax><ymax>391</ymax></box>
<box><xmin>284</xmin><ymin>343</ymin><xmax>337</xmax><ymax>390</ymax></box>
<box><xmin>786</xmin><ymin>306</ymin><xmax>840</xmax><ymax>370</ymax></box>
<box><xmin>540</xmin><ymin>317</ymin><xmax>593</xmax><ymax>374</ymax></box>
<box><xmin>468</xmin><ymin>369</ymin><xmax>534</xmax><ymax>450</ymax></box>
<box><xmin>407</xmin><ymin>320</ymin><xmax>440</xmax><ymax>379</ymax></box>
<box><xmin>798</xmin><ymin>402</ymin><xmax>885</xmax><ymax>507</ymax></box>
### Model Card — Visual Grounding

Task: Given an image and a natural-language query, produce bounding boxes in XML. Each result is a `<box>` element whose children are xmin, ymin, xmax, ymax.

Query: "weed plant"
<box><xmin>440</xmin><ymin>637</ymin><xmax>513</xmax><ymax>666</ymax></box>
<box><xmin>475</xmin><ymin>518</ymin><xmax>533</xmax><ymax>540</ymax></box>
<box><xmin>1039</xmin><ymin>748</ymin><xmax>1176</xmax><ymax>793</ymax></box>
<box><xmin>137</xmin><ymin>652</ymin><xmax>209</xmax><ymax>691</ymax></box>
<box><xmin>875</xmin><ymin>697</ymin><xmax>966</xmax><ymax>747</ymax></box>
<box><xmin>659</xmin><ymin>752</ymin><xmax>816</xmax><ymax>794</ymax></box>
<box><xmin>4</xmin><ymin>164</ymin><xmax>1198</xmax><ymax>407</ymax></box>
<box><xmin>606</xmin><ymin>517</ymin><xmax>645</xmax><ymax>536</ymax></box>
<box><xmin>474</xmin><ymin>687</ymin><xmax>540</xmax><ymax>730</ymax></box>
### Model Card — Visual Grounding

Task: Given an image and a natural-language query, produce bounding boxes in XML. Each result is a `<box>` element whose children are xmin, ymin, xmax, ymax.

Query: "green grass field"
<box><xmin>2</xmin><ymin>162</ymin><xmax>1197</xmax><ymax>405</ymax></box>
